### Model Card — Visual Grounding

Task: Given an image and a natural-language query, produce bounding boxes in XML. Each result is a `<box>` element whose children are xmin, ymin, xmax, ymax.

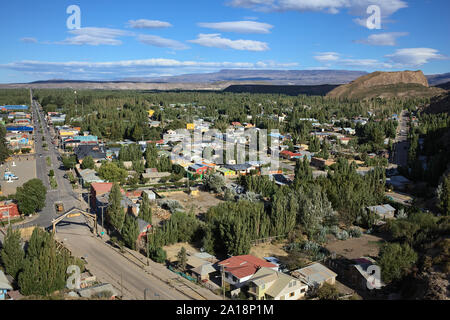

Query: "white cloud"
<box><xmin>188</xmin><ymin>33</ymin><xmax>269</xmax><ymax>51</ymax></box>
<box><xmin>1</xmin><ymin>58</ymin><xmax>298</xmax><ymax>80</ymax></box>
<box><xmin>229</xmin><ymin>0</ymin><xmax>408</xmax><ymax>23</ymax></box>
<box><xmin>385</xmin><ymin>48</ymin><xmax>446</xmax><ymax>66</ymax></box>
<box><xmin>197</xmin><ymin>21</ymin><xmax>273</xmax><ymax>34</ymax></box>
<box><xmin>58</xmin><ymin>27</ymin><xmax>132</xmax><ymax>46</ymax></box>
<box><xmin>354</xmin><ymin>32</ymin><xmax>408</xmax><ymax>46</ymax></box>
<box><xmin>138</xmin><ymin>35</ymin><xmax>189</xmax><ymax>50</ymax></box>
<box><xmin>20</xmin><ymin>37</ymin><xmax>38</xmax><ymax>43</ymax></box>
<box><xmin>314</xmin><ymin>52</ymin><xmax>340</xmax><ymax>63</ymax></box>
<box><xmin>128</xmin><ymin>19</ymin><xmax>172</xmax><ymax>29</ymax></box>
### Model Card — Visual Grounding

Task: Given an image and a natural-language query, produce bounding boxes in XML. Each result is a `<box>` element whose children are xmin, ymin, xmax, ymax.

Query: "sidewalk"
<box><xmin>96</xmin><ymin>236</ymin><xmax>223</xmax><ymax>300</ymax></box>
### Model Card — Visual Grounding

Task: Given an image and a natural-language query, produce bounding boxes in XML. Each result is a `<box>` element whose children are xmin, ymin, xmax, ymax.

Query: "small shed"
<box><xmin>0</xmin><ymin>270</ymin><xmax>13</xmax><ymax>300</ymax></box>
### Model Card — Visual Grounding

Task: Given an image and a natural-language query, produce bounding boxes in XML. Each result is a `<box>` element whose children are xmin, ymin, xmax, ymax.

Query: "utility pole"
<box><xmin>121</xmin><ymin>273</ymin><xmax>123</xmax><ymax>299</ymax></box>
<box><xmin>221</xmin><ymin>265</ymin><xmax>225</xmax><ymax>300</ymax></box>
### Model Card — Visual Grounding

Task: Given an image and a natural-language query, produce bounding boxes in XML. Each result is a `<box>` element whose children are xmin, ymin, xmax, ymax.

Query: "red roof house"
<box><xmin>0</xmin><ymin>202</ymin><xmax>20</xmax><ymax>221</ymax></box>
<box><xmin>218</xmin><ymin>255</ymin><xmax>278</xmax><ymax>288</ymax></box>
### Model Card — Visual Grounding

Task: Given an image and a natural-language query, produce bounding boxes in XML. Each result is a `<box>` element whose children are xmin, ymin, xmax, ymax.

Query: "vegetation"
<box><xmin>0</xmin><ymin>227</ymin><xmax>25</xmax><ymax>279</ymax></box>
<box><xmin>14</xmin><ymin>179</ymin><xmax>47</xmax><ymax>215</ymax></box>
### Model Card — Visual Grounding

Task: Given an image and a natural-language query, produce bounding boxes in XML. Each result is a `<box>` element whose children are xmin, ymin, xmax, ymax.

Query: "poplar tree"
<box><xmin>139</xmin><ymin>191</ymin><xmax>152</xmax><ymax>224</ymax></box>
<box><xmin>122</xmin><ymin>214</ymin><xmax>139</xmax><ymax>250</ymax></box>
<box><xmin>108</xmin><ymin>183</ymin><xmax>125</xmax><ymax>232</ymax></box>
<box><xmin>0</xmin><ymin>227</ymin><xmax>25</xmax><ymax>279</ymax></box>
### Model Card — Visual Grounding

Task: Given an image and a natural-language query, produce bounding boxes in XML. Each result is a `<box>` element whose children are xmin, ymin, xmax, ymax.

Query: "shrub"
<box><xmin>336</xmin><ymin>230</ymin><xmax>349</xmax><ymax>240</ymax></box>
<box><xmin>349</xmin><ymin>227</ymin><xmax>362</xmax><ymax>238</ymax></box>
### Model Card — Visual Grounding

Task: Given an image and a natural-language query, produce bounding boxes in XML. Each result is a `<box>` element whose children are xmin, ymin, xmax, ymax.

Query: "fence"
<box><xmin>168</xmin><ymin>265</ymin><xmax>198</xmax><ymax>283</ymax></box>
<box><xmin>250</xmin><ymin>235</ymin><xmax>285</xmax><ymax>246</ymax></box>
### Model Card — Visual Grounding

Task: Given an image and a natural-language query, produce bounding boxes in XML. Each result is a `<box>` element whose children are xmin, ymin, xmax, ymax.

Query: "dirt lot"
<box><xmin>249</xmin><ymin>241</ymin><xmax>289</xmax><ymax>260</ymax></box>
<box><xmin>164</xmin><ymin>242</ymin><xmax>201</xmax><ymax>263</ymax></box>
<box><xmin>0</xmin><ymin>157</ymin><xmax>37</xmax><ymax>196</ymax></box>
<box><xmin>325</xmin><ymin>234</ymin><xmax>385</xmax><ymax>260</ymax></box>
<box><xmin>159</xmin><ymin>190</ymin><xmax>223</xmax><ymax>216</ymax></box>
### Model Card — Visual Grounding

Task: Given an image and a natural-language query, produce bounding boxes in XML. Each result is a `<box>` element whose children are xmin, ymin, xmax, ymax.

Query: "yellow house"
<box><xmin>216</xmin><ymin>167</ymin><xmax>236</xmax><ymax>176</ymax></box>
<box><xmin>148</xmin><ymin>109</ymin><xmax>155</xmax><ymax>117</ymax></box>
<box><xmin>186</xmin><ymin>123</ymin><xmax>195</xmax><ymax>130</ymax></box>
<box><xmin>248</xmin><ymin>268</ymin><xmax>308</xmax><ymax>300</ymax></box>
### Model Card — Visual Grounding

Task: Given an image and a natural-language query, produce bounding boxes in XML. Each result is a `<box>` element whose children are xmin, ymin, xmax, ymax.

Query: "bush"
<box><xmin>336</xmin><ymin>230</ymin><xmax>349</xmax><ymax>241</ymax></box>
<box><xmin>349</xmin><ymin>227</ymin><xmax>362</xmax><ymax>238</ymax></box>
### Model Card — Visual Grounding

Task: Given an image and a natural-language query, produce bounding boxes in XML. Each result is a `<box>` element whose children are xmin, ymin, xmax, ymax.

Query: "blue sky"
<box><xmin>0</xmin><ymin>0</ymin><xmax>449</xmax><ymax>83</ymax></box>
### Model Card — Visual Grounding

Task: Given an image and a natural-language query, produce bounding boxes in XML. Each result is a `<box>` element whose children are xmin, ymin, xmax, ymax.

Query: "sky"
<box><xmin>0</xmin><ymin>0</ymin><xmax>449</xmax><ymax>83</ymax></box>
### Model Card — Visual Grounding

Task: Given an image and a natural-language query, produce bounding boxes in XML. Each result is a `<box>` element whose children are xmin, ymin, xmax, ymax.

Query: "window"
<box><xmin>301</xmin><ymin>288</ymin><xmax>306</xmax><ymax>293</ymax></box>
<box><xmin>261</xmin><ymin>284</ymin><xmax>265</xmax><ymax>289</ymax></box>
<box><xmin>290</xmin><ymin>292</ymin><xmax>295</xmax><ymax>297</ymax></box>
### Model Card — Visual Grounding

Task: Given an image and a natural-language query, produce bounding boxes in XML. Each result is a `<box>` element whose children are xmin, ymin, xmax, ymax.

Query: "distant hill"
<box><xmin>435</xmin><ymin>81</ymin><xmax>450</xmax><ymax>91</ymax></box>
<box><xmin>426</xmin><ymin>73</ymin><xmax>450</xmax><ymax>86</ymax></box>
<box><xmin>119</xmin><ymin>69</ymin><xmax>368</xmax><ymax>85</ymax></box>
<box><xmin>224</xmin><ymin>84</ymin><xmax>339</xmax><ymax>96</ymax></box>
<box><xmin>327</xmin><ymin>70</ymin><xmax>445</xmax><ymax>99</ymax></box>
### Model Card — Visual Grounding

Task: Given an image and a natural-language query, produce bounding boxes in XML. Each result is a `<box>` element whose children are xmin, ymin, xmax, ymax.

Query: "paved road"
<box><xmin>10</xmin><ymin>93</ymin><xmax>207</xmax><ymax>300</ymax></box>
<box><xmin>54</xmin><ymin>225</ymin><xmax>190</xmax><ymax>300</ymax></box>
<box><xmin>21</xmin><ymin>98</ymin><xmax>81</xmax><ymax>228</ymax></box>
<box><xmin>391</xmin><ymin>110</ymin><xmax>409</xmax><ymax>168</ymax></box>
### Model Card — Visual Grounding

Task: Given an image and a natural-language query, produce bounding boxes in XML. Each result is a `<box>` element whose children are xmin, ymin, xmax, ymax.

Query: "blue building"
<box><xmin>6</xmin><ymin>126</ymin><xmax>33</xmax><ymax>133</ymax></box>
<box><xmin>0</xmin><ymin>105</ymin><xmax>29</xmax><ymax>111</ymax></box>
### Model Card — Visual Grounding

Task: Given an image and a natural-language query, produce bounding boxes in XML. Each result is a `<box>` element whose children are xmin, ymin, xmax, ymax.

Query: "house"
<box><xmin>216</xmin><ymin>167</ymin><xmax>236</xmax><ymax>177</ymax></box>
<box><xmin>291</xmin><ymin>263</ymin><xmax>337</xmax><ymax>289</ymax></box>
<box><xmin>142</xmin><ymin>189</ymin><xmax>156</xmax><ymax>201</ymax></box>
<box><xmin>141</xmin><ymin>169</ymin><xmax>171</xmax><ymax>184</ymax></box>
<box><xmin>186</xmin><ymin>255</ymin><xmax>216</xmax><ymax>282</ymax></box>
<box><xmin>0</xmin><ymin>201</ymin><xmax>21</xmax><ymax>221</ymax></box>
<box><xmin>0</xmin><ymin>270</ymin><xmax>13</xmax><ymax>300</ymax></box>
<box><xmin>280</xmin><ymin>150</ymin><xmax>302</xmax><ymax>160</ymax></box>
<box><xmin>350</xmin><ymin>257</ymin><xmax>385</xmax><ymax>291</ymax></box>
<box><xmin>247</xmin><ymin>267</ymin><xmax>308</xmax><ymax>300</ymax></box>
<box><xmin>74</xmin><ymin>144</ymin><xmax>107</xmax><ymax>163</ymax></box>
<box><xmin>223</xmin><ymin>163</ymin><xmax>253</xmax><ymax>175</ymax></box>
<box><xmin>78</xmin><ymin>168</ymin><xmax>104</xmax><ymax>185</ymax></box>
<box><xmin>217</xmin><ymin>255</ymin><xmax>278</xmax><ymax>288</ymax></box>
<box><xmin>367</xmin><ymin>204</ymin><xmax>396</xmax><ymax>220</ymax></box>
<box><xmin>137</xmin><ymin>218</ymin><xmax>151</xmax><ymax>241</ymax></box>
<box><xmin>188</xmin><ymin>163</ymin><xmax>214</xmax><ymax>177</ymax></box>
<box><xmin>90</xmin><ymin>182</ymin><xmax>124</xmax><ymax>212</ymax></box>
<box><xmin>310</xmin><ymin>157</ymin><xmax>335</xmax><ymax>169</ymax></box>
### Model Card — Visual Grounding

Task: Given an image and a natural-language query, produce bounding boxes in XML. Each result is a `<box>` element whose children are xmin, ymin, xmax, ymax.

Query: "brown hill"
<box><xmin>327</xmin><ymin>70</ymin><xmax>444</xmax><ymax>99</ymax></box>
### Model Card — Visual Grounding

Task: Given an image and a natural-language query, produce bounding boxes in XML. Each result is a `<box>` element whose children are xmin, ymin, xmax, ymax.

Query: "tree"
<box><xmin>62</xmin><ymin>155</ymin><xmax>77</xmax><ymax>169</ymax></box>
<box><xmin>378</xmin><ymin>243</ymin><xmax>418</xmax><ymax>283</ymax></box>
<box><xmin>18</xmin><ymin>231</ymin><xmax>76</xmax><ymax>296</ymax></box>
<box><xmin>98</xmin><ymin>161</ymin><xmax>128</xmax><ymax>184</ymax></box>
<box><xmin>144</xmin><ymin>143</ymin><xmax>158</xmax><ymax>168</ymax></box>
<box><xmin>309</xmin><ymin>136</ymin><xmax>321</xmax><ymax>152</ymax></box>
<box><xmin>148</xmin><ymin>246</ymin><xmax>166</xmax><ymax>263</ymax></box>
<box><xmin>139</xmin><ymin>191</ymin><xmax>152</xmax><ymax>224</ymax></box>
<box><xmin>316</xmin><ymin>283</ymin><xmax>340</xmax><ymax>300</ymax></box>
<box><xmin>177</xmin><ymin>247</ymin><xmax>187</xmax><ymax>271</ymax></box>
<box><xmin>0</xmin><ymin>124</ymin><xmax>10</xmax><ymax>163</ymax></box>
<box><xmin>294</xmin><ymin>157</ymin><xmax>312</xmax><ymax>187</ymax></box>
<box><xmin>0</xmin><ymin>227</ymin><xmax>25</xmax><ymax>279</ymax></box>
<box><xmin>14</xmin><ymin>179</ymin><xmax>47</xmax><ymax>215</ymax></box>
<box><xmin>204</xmin><ymin>173</ymin><xmax>225</xmax><ymax>193</ymax></box>
<box><xmin>122</xmin><ymin>214</ymin><xmax>139</xmax><ymax>250</ymax></box>
<box><xmin>298</xmin><ymin>186</ymin><xmax>336</xmax><ymax>240</ymax></box>
<box><xmin>81</xmin><ymin>156</ymin><xmax>95</xmax><ymax>169</ymax></box>
<box><xmin>437</xmin><ymin>174</ymin><xmax>450</xmax><ymax>216</ymax></box>
<box><xmin>107</xmin><ymin>183</ymin><xmax>125</xmax><ymax>232</ymax></box>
